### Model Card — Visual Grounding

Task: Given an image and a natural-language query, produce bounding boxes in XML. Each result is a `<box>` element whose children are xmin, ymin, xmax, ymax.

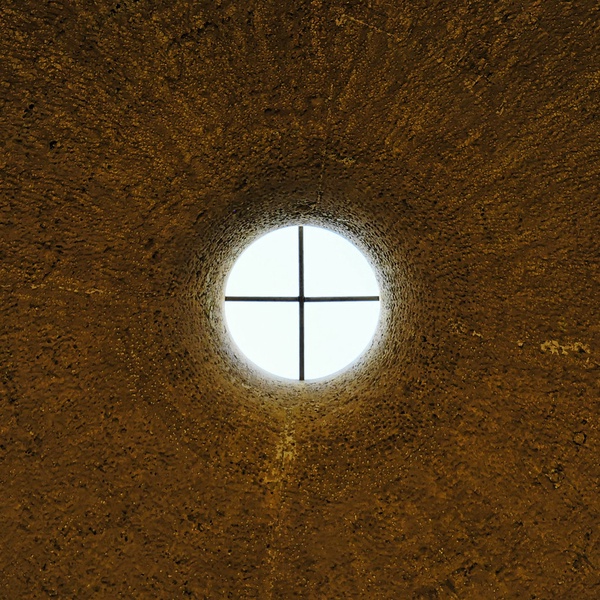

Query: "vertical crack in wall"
<box><xmin>317</xmin><ymin>82</ymin><xmax>335</xmax><ymax>203</ymax></box>
<box><xmin>263</xmin><ymin>406</ymin><xmax>297</xmax><ymax>598</ymax></box>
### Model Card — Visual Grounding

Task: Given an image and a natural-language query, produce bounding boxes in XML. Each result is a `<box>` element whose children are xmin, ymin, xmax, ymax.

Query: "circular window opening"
<box><xmin>224</xmin><ymin>225</ymin><xmax>381</xmax><ymax>381</ymax></box>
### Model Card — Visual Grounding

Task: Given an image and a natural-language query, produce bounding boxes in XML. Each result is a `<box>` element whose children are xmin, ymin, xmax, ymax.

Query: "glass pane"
<box><xmin>226</xmin><ymin>226</ymin><xmax>298</xmax><ymax>297</ymax></box>
<box><xmin>303</xmin><ymin>226</ymin><xmax>379</xmax><ymax>297</ymax></box>
<box><xmin>305</xmin><ymin>302</ymin><xmax>380</xmax><ymax>380</ymax></box>
<box><xmin>225</xmin><ymin>302</ymin><xmax>299</xmax><ymax>380</ymax></box>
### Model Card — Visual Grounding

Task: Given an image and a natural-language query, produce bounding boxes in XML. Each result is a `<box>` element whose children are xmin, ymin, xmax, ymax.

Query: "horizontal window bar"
<box><xmin>225</xmin><ymin>296</ymin><xmax>379</xmax><ymax>302</ymax></box>
<box><xmin>225</xmin><ymin>296</ymin><xmax>299</xmax><ymax>302</ymax></box>
<box><xmin>305</xmin><ymin>296</ymin><xmax>379</xmax><ymax>302</ymax></box>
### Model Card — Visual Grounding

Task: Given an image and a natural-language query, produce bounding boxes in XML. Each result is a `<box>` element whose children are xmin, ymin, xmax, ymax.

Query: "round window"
<box><xmin>224</xmin><ymin>225</ymin><xmax>381</xmax><ymax>381</ymax></box>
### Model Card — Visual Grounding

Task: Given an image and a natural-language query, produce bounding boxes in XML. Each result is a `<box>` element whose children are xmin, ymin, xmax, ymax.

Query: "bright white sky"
<box><xmin>225</xmin><ymin>225</ymin><xmax>380</xmax><ymax>380</ymax></box>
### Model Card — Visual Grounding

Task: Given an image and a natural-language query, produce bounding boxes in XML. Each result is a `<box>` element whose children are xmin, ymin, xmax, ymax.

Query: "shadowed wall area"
<box><xmin>1</xmin><ymin>0</ymin><xmax>599</xmax><ymax>597</ymax></box>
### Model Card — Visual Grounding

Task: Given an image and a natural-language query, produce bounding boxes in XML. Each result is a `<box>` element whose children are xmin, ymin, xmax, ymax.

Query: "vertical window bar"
<box><xmin>299</xmin><ymin>226</ymin><xmax>305</xmax><ymax>381</ymax></box>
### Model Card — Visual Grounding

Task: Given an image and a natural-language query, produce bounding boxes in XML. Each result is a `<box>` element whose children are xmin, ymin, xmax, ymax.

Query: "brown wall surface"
<box><xmin>1</xmin><ymin>0</ymin><xmax>599</xmax><ymax>598</ymax></box>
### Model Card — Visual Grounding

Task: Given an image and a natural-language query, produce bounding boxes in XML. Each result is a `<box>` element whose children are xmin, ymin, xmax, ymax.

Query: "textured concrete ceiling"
<box><xmin>1</xmin><ymin>0</ymin><xmax>599</xmax><ymax>598</ymax></box>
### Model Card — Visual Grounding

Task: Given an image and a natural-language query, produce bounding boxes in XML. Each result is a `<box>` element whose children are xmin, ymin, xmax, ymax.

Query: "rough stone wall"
<box><xmin>1</xmin><ymin>0</ymin><xmax>599</xmax><ymax>598</ymax></box>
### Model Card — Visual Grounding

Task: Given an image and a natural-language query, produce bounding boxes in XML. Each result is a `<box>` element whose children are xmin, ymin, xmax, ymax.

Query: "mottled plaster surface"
<box><xmin>1</xmin><ymin>0</ymin><xmax>599</xmax><ymax>598</ymax></box>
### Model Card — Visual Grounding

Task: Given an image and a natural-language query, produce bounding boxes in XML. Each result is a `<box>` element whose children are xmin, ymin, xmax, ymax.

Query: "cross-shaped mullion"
<box><xmin>225</xmin><ymin>226</ymin><xmax>380</xmax><ymax>380</ymax></box>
